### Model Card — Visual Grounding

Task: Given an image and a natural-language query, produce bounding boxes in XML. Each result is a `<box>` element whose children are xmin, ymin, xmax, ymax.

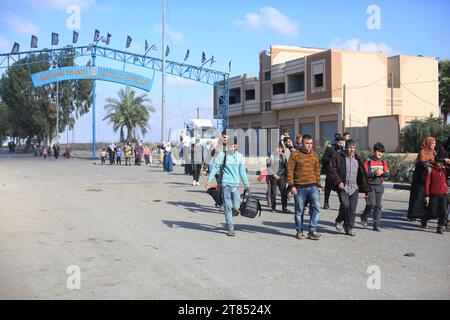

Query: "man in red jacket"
<box><xmin>423</xmin><ymin>157</ymin><xmax>449</xmax><ymax>234</ymax></box>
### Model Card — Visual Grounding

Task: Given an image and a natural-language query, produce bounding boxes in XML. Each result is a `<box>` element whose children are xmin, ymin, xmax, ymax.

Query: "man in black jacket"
<box><xmin>266</xmin><ymin>144</ymin><xmax>290</xmax><ymax>213</ymax></box>
<box><xmin>327</xmin><ymin>139</ymin><xmax>371</xmax><ymax>236</ymax></box>
<box><xmin>321</xmin><ymin>135</ymin><xmax>345</xmax><ymax>209</ymax></box>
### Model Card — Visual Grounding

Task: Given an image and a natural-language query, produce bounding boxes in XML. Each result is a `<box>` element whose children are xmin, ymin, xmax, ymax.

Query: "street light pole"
<box><xmin>56</xmin><ymin>81</ymin><xmax>59</xmax><ymax>143</ymax></box>
<box><xmin>161</xmin><ymin>0</ymin><xmax>167</xmax><ymax>143</ymax></box>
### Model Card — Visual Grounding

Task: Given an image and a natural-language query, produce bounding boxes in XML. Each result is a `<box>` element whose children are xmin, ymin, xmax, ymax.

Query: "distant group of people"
<box><xmin>100</xmin><ymin>141</ymin><xmax>153</xmax><ymax>166</ymax></box>
<box><xmin>32</xmin><ymin>143</ymin><xmax>68</xmax><ymax>160</ymax></box>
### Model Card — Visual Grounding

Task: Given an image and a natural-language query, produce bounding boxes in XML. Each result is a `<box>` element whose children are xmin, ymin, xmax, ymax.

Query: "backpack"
<box><xmin>239</xmin><ymin>189</ymin><xmax>262</xmax><ymax>218</ymax></box>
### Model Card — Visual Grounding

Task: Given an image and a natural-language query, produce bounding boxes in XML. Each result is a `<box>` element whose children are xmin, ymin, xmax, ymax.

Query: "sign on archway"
<box><xmin>31</xmin><ymin>66</ymin><xmax>153</xmax><ymax>91</ymax></box>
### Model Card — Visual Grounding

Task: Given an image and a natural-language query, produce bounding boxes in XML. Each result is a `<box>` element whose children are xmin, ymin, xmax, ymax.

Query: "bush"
<box><xmin>317</xmin><ymin>144</ymin><xmax>415</xmax><ymax>184</ymax></box>
<box><xmin>401</xmin><ymin>115</ymin><xmax>450</xmax><ymax>152</ymax></box>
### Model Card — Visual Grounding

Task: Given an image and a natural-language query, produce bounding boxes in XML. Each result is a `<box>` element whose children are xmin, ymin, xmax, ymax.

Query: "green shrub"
<box><xmin>317</xmin><ymin>144</ymin><xmax>415</xmax><ymax>184</ymax></box>
<box><xmin>401</xmin><ymin>115</ymin><xmax>450</xmax><ymax>152</ymax></box>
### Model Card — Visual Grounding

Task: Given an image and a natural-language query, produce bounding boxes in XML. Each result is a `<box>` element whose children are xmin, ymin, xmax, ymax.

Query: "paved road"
<box><xmin>0</xmin><ymin>153</ymin><xmax>449</xmax><ymax>299</ymax></box>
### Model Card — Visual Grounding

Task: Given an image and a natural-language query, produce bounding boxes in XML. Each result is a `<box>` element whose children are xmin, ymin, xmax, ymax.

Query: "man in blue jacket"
<box><xmin>207</xmin><ymin>135</ymin><xmax>250</xmax><ymax>237</ymax></box>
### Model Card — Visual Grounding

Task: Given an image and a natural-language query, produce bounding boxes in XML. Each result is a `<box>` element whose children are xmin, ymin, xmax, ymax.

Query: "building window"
<box><xmin>287</xmin><ymin>72</ymin><xmax>305</xmax><ymax>93</ymax></box>
<box><xmin>264</xmin><ymin>71</ymin><xmax>271</xmax><ymax>81</ymax></box>
<box><xmin>264</xmin><ymin>101</ymin><xmax>271</xmax><ymax>112</ymax></box>
<box><xmin>311</xmin><ymin>61</ymin><xmax>325</xmax><ymax>91</ymax></box>
<box><xmin>299</xmin><ymin>123</ymin><xmax>315</xmax><ymax>141</ymax></box>
<box><xmin>245</xmin><ymin>89</ymin><xmax>255</xmax><ymax>101</ymax></box>
<box><xmin>314</xmin><ymin>74</ymin><xmax>324</xmax><ymax>88</ymax></box>
<box><xmin>272</xmin><ymin>82</ymin><xmax>285</xmax><ymax>95</ymax></box>
<box><xmin>229</xmin><ymin>88</ymin><xmax>241</xmax><ymax>105</ymax></box>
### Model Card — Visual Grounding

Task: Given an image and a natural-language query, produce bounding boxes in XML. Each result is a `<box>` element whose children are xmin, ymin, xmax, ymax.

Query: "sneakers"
<box><xmin>373</xmin><ymin>225</ymin><xmax>381</xmax><ymax>232</ymax></box>
<box><xmin>436</xmin><ymin>226</ymin><xmax>444</xmax><ymax>235</ymax></box>
<box><xmin>361</xmin><ymin>219</ymin><xmax>368</xmax><ymax>228</ymax></box>
<box><xmin>335</xmin><ymin>221</ymin><xmax>344</xmax><ymax>232</ymax></box>
<box><xmin>281</xmin><ymin>208</ymin><xmax>291</xmax><ymax>214</ymax></box>
<box><xmin>192</xmin><ymin>180</ymin><xmax>196</xmax><ymax>186</ymax></box>
<box><xmin>307</xmin><ymin>231</ymin><xmax>321</xmax><ymax>240</ymax></box>
<box><xmin>227</xmin><ymin>226</ymin><xmax>235</xmax><ymax>237</ymax></box>
<box><xmin>323</xmin><ymin>202</ymin><xmax>330</xmax><ymax>210</ymax></box>
<box><xmin>296</xmin><ymin>232</ymin><xmax>306</xmax><ymax>240</ymax></box>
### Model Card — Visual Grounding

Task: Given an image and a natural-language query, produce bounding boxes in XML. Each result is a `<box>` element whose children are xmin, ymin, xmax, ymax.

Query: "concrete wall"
<box><xmin>340</xmin><ymin>50</ymin><xmax>388</xmax><ymax>129</ymax></box>
<box><xmin>368</xmin><ymin>115</ymin><xmax>401</xmax><ymax>153</ymax></box>
<box><xmin>400</xmin><ymin>55</ymin><xmax>439</xmax><ymax>124</ymax></box>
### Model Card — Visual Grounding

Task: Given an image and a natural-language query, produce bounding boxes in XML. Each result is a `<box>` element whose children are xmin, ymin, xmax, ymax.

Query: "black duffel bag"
<box><xmin>240</xmin><ymin>189</ymin><xmax>261</xmax><ymax>218</ymax></box>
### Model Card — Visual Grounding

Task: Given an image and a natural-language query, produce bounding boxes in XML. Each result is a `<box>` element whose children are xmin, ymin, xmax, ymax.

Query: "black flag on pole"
<box><xmin>11</xmin><ymin>42</ymin><xmax>19</xmax><ymax>54</ymax></box>
<box><xmin>106</xmin><ymin>33</ymin><xmax>111</xmax><ymax>45</ymax></box>
<box><xmin>126</xmin><ymin>36</ymin><xmax>132</xmax><ymax>48</ymax></box>
<box><xmin>201</xmin><ymin>51</ymin><xmax>206</xmax><ymax>63</ymax></box>
<box><xmin>51</xmin><ymin>32</ymin><xmax>59</xmax><ymax>46</ymax></box>
<box><xmin>184</xmin><ymin>49</ymin><xmax>190</xmax><ymax>62</ymax></box>
<box><xmin>72</xmin><ymin>31</ymin><xmax>79</xmax><ymax>44</ymax></box>
<box><xmin>165</xmin><ymin>45</ymin><xmax>170</xmax><ymax>57</ymax></box>
<box><xmin>94</xmin><ymin>29</ymin><xmax>100</xmax><ymax>42</ymax></box>
<box><xmin>229</xmin><ymin>60</ymin><xmax>232</xmax><ymax>72</ymax></box>
<box><xmin>145</xmin><ymin>40</ymin><xmax>149</xmax><ymax>51</ymax></box>
<box><xmin>31</xmin><ymin>35</ymin><xmax>38</xmax><ymax>48</ymax></box>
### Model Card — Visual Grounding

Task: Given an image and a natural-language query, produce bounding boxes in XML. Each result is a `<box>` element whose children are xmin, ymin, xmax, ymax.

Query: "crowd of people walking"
<box><xmin>100</xmin><ymin>140</ymin><xmax>153</xmax><ymax>166</ymax></box>
<box><xmin>188</xmin><ymin>127</ymin><xmax>449</xmax><ymax>238</ymax></box>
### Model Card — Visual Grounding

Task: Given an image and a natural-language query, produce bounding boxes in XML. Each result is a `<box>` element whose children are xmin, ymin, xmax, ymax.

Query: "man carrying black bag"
<box><xmin>207</xmin><ymin>135</ymin><xmax>250</xmax><ymax>237</ymax></box>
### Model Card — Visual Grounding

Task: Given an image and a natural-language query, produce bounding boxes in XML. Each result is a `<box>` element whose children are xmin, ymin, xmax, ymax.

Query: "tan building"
<box><xmin>214</xmin><ymin>45</ymin><xmax>439</xmax><ymax>152</ymax></box>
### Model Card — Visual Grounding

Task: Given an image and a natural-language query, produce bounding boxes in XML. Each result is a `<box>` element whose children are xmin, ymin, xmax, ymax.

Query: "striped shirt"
<box><xmin>287</xmin><ymin>149</ymin><xmax>321</xmax><ymax>187</ymax></box>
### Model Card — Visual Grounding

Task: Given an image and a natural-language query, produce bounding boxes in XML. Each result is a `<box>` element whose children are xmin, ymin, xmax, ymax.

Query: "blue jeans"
<box><xmin>294</xmin><ymin>185</ymin><xmax>320</xmax><ymax>233</ymax></box>
<box><xmin>222</xmin><ymin>185</ymin><xmax>241</xmax><ymax>228</ymax></box>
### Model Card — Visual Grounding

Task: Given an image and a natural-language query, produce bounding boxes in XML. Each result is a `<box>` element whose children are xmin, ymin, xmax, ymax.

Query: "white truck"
<box><xmin>181</xmin><ymin>119</ymin><xmax>217</xmax><ymax>146</ymax></box>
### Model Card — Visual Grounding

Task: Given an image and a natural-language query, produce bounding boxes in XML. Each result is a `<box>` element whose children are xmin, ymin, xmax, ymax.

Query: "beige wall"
<box><xmin>400</xmin><ymin>55</ymin><xmax>439</xmax><ymax>123</ymax></box>
<box><xmin>340</xmin><ymin>50</ymin><xmax>387</xmax><ymax>129</ymax></box>
<box><xmin>271</xmin><ymin>45</ymin><xmax>324</xmax><ymax>65</ymax></box>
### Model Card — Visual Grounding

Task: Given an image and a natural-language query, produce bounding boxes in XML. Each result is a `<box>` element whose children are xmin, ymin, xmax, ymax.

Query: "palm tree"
<box><xmin>439</xmin><ymin>60</ymin><xmax>450</xmax><ymax>123</ymax></box>
<box><xmin>103</xmin><ymin>86</ymin><xmax>155</xmax><ymax>142</ymax></box>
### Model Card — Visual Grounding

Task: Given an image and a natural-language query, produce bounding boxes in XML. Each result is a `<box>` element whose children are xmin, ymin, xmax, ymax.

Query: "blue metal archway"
<box><xmin>0</xmin><ymin>44</ymin><xmax>230</xmax><ymax>159</ymax></box>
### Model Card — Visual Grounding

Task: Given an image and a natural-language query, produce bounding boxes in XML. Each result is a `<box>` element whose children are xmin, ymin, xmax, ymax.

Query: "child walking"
<box><xmin>100</xmin><ymin>149</ymin><xmax>107</xmax><ymax>165</ymax></box>
<box><xmin>423</xmin><ymin>157</ymin><xmax>449</xmax><ymax>234</ymax></box>
<box><xmin>361</xmin><ymin>142</ymin><xmax>390</xmax><ymax>231</ymax></box>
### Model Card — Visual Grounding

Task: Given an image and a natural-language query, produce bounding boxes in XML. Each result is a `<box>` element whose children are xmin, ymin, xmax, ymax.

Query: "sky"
<box><xmin>0</xmin><ymin>0</ymin><xmax>449</xmax><ymax>143</ymax></box>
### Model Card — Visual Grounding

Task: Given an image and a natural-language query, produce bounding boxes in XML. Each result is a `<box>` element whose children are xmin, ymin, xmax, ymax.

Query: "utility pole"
<box><xmin>56</xmin><ymin>82</ymin><xmax>59</xmax><ymax>143</ymax></box>
<box><xmin>342</xmin><ymin>84</ymin><xmax>346</xmax><ymax>132</ymax></box>
<box><xmin>161</xmin><ymin>0</ymin><xmax>167</xmax><ymax>143</ymax></box>
<box><xmin>391</xmin><ymin>72</ymin><xmax>394</xmax><ymax>115</ymax></box>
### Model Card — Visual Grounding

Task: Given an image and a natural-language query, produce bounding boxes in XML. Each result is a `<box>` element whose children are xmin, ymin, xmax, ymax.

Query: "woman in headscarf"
<box><xmin>163</xmin><ymin>142</ymin><xmax>173</xmax><ymax>172</ymax></box>
<box><xmin>407</xmin><ymin>136</ymin><xmax>436</xmax><ymax>221</ymax></box>
<box><xmin>107</xmin><ymin>142</ymin><xmax>116</xmax><ymax>165</ymax></box>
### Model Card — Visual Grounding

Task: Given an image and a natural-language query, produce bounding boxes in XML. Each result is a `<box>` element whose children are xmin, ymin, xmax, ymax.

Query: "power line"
<box><xmin>346</xmin><ymin>75</ymin><xmax>387</xmax><ymax>89</ymax></box>
<box><xmin>393</xmin><ymin>74</ymin><xmax>438</xmax><ymax>107</ymax></box>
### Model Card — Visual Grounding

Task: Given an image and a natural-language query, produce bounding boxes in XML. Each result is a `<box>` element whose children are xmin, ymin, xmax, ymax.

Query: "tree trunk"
<box><xmin>120</xmin><ymin>127</ymin><xmax>124</xmax><ymax>143</ymax></box>
<box><xmin>126</xmin><ymin>126</ymin><xmax>135</xmax><ymax>142</ymax></box>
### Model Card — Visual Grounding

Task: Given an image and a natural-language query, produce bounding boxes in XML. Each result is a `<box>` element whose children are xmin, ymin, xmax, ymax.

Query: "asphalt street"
<box><xmin>0</xmin><ymin>152</ymin><xmax>449</xmax><ymax>299</ymax></box>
